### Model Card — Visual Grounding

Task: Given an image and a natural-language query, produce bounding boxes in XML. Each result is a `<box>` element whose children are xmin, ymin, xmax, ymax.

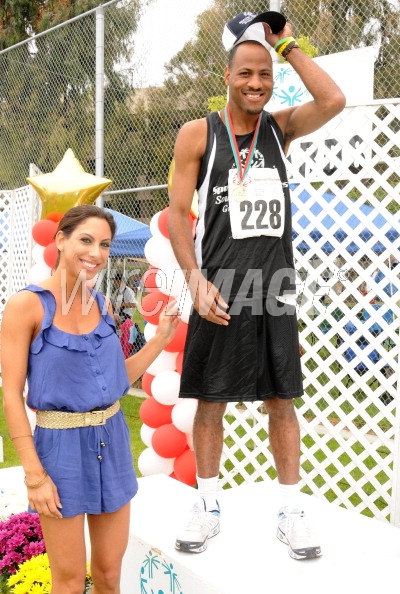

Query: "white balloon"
<box><xmin>172</xmin><ymin>398</ymin><xmax>198</xmax><ymax>433</ymax></box>
<box><xmin>27</xmin><ymin>261</ymin><xmax>51</xmax><ymax>284</ymax></box>
<box><xmin>138</xmin><ymin>446</ymin><xmax>175</xmax><ymax>476</ymax></box>
<box><xmin>146</xmin><ymin>349</ymin><xmax>178</xmax><ymax>376</ymax></box>
<box><xmin>140</xmin><ymin>423</ymin><xmax>156</xmax><ymax>448</ymax></box>
<box><xmin>156</xmin><ymin>264</ymin><xmax>187</xmax><ymax>297</ymax></box>
<box><xmin>144</xmin><ymin>235</ymin><xmax>178</xmax><ymax>269</ymax></box>
<box><xmin>177</xmin><ymin>289</ymin><xmax>194</xmax><ymax>324</ymax></box>
<box><xmin>151</xmin><ymin>370</ymin><xmax>181</xmax><ymax>405</ymax></box>
<box><xmin>143</xmin><ymin>322</ymin><xmax>157</xmax><ymax>342</ymax></box>
<box><xmin>149</xmin><ymin>211</ymin><xmax>162</xmax><ymax>237</ymax></box>
<box><xmin>31</xmin><ymin>243</ymin><xmax>45</xmax><ymax>263</ymax></box>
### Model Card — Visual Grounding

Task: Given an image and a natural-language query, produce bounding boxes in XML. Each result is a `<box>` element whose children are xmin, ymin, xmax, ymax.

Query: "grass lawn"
<box><xmin>0</xmin><ymin>389</ymin><xmax>147</xmax><ymax>476</ymax></box>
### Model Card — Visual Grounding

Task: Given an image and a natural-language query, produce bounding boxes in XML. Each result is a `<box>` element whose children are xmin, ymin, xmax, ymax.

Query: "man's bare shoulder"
<box><xmin>179</xmin><ymin>117</ymin><xmax>207</xmax><ymax>134</ymax></box>
<box><xmin>177</xmin><ymin>117</ymin><xmax>207</xmax><ymax>141</ymax></box>
<box><xmin>175</xmin><ymin>117</ymin><xmax>208</xmax><ymax>158</ymax></box>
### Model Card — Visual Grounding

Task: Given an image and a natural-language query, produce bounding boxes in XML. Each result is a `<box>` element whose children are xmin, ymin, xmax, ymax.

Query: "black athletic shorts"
<box><xmin>179</xmin><ymin>297</ymin><xmax>304</xmax><ymax>403</ymax></box>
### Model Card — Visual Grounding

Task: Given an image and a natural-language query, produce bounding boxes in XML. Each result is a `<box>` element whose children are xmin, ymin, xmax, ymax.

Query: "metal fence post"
<box><xmin>269</xmin><ymin>1</ymin><xmax>281</xmax><ymax>12</ymax></box>
<box><xmin>95</xmin><ymin>5</ymin><xmax>105</xmax><ymax>208</ymax></box>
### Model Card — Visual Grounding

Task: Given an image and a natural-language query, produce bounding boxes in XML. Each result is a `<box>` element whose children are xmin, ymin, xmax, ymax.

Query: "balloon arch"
<box><xmin>137</xmin><ymin>201</ymin><xmax>199</xmax><ymax>486</ymax></box>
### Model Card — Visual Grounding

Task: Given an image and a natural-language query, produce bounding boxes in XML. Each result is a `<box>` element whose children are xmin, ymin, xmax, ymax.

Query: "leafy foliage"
<box><xmin>0</xmin><ymin>0</ymin><xmax>143</xmax><ymax>190</ymax></box>
<box><xmin>281</xmin><ymin>0</ymin><xmax>400</xmax><ymax>98</ymax></box>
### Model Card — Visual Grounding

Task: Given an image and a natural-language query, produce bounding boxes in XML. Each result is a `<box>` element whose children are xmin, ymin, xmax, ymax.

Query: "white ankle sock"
<box><xmin>196</xmin><ymin>475</ymin><xmax>219</xmax><ymax>511</ymax></box>
<box><xmin>278</xmin><ymin>483</ymin><xmax>301</xmax><ymax>510</ymax></box>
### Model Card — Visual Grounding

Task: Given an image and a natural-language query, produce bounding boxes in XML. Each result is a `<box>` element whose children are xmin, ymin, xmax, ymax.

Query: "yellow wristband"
<box><xmin>274</xmin><ymin>36</ymin><xmax>294</xmax><ymax>51</ymax></box>
<box><xmin>276</xmin><ymin>40</ymin><xmax>292</xmax><ymax>56</ymax></box>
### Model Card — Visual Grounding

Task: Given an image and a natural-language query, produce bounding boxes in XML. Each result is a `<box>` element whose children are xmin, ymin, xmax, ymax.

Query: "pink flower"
<box><xmin>24</xmin><ymin>540</ymin><xmax>46</xmax><ymax>557</ymax></box>
<box><xmin>0</xmin><ymin>511</ymin><xmax>44</xmax><ymax>577</ymax></box>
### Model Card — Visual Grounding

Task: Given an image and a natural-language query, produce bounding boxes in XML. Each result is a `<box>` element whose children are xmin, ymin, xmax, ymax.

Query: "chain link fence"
<box><xmin>1</xmin><ymin>1</ymin><xmax>399</xmax><ymax>216</ymax></box>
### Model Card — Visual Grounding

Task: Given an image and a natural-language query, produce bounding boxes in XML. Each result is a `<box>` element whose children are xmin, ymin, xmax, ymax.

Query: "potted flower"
<box><xmin>0</xmin><ymin>512</ymin><xmax>45</xmax><ymax>579</ymax></box>
<box><xmin>0</xmin><ymin>511</ymin><xmax>92</xmax><ymax>593</ymax></box>
<box><xmin>6</xmin><ymin>553</ymin><xmax>93</xmax><ymax>593</ymax></box>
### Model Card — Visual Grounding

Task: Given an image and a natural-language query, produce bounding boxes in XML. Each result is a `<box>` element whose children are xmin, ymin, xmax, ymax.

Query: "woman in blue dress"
<box><xmin>2</xmin><ymin>204</ymin><xmax>179</xmax><ymax>594</ymax></box>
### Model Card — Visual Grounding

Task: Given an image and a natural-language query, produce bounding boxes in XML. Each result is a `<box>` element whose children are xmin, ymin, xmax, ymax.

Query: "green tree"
<box><xmin>281</xmin><ymin>0</ymin><xmax>400</xmax><ymax>98</ymax></box>
<box><xmin>0</xmin><ymin>1</ymin><xmax>148</xmax><ymax>190</ymax></box>
<box><xmin>0</xmin><ymin>1</ymin><xmax>112</xmax><ymax>50</ymax></box>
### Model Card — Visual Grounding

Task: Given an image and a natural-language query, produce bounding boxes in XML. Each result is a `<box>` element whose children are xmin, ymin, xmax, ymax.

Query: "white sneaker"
<box><xmin>175</xmin><ymin>500</ymin><xmax>220</xmax><ymax>553</ymax></box>
<box><xmin>277</xmin><ymin>506</ymin><xmax>322</xmax><ymax>560</ymax></box>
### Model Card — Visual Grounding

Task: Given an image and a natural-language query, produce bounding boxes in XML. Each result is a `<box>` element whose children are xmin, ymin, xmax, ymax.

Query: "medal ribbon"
<box><xmin>224</xmin><ymin>106</ymin><xmax>262</xmax><ymax>183</ymax></box>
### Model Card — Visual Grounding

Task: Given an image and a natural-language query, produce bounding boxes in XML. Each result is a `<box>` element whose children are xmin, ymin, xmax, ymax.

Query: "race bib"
<box><xmin>228</xmin><ymin>167</ymin><xmax>285</xmax><ymax>239</ymax></box>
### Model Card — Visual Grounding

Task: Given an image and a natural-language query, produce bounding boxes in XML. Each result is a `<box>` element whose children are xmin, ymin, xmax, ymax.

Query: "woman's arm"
<box><xmin>124</xmin><ymin>301</ymin><xmax>180</xmax><ymax>385</ymax></box>
<box><xmin>1</xmin><ymin>291</ymin><xmax>62</xmax><ymax>518</ymax></box>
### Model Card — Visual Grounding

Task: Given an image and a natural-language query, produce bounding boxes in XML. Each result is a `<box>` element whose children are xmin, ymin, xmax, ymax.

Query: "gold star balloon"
<box><xmin>27</xmin><ymin>148</ymin><xmax>112</xmax><ymax>220</ymax></box>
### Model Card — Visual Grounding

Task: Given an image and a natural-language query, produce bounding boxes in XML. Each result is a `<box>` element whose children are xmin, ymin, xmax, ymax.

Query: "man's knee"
<box><xmin>263</xmin><ymin>397</ymin><xmax>296</xmax><ymax>419</ymax></box>
<box><xmin>196</xmin><ymin>400</ymin><xmax>227</xmax><ymax>424</ymax></box>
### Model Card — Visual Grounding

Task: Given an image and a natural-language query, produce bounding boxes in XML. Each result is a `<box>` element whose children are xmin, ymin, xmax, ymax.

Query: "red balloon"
<box><xmin>190</xmin><ymin>212</ymin><xmax>197</xmax><ymax>235</ymax></box>
<box><xmin>175</xmin><ymin>351</ymin><xmax>184</xmax><ymax>375</ymax></box>
<box><xmin>164</xmin><ymin>321</ymin><xmax>188</xmax><ymax>353</ymax></box>
<box><xmin>32</xmin><ymin>220</ymin><xmax>58</xmax><ymax>247</ymax></box>
<box><xmin>152</xmin><ymin>423</ymin><xmax>187</xmax><ymax>458</ymax></box>
<box><xmin>43</xmin><ymin>241</ymin><xmax>58</xmax><ymax>269</ymax></box>
<box><xmin>142</xmin><ymin>267</ymin><xmax>160</xmax><ymax>293</ymax></box>
<box><xmin>174</xmin><ymin>449</ymin><xmax>197</xmax><ymax>486</ymax></box>
<box><xmin>157</xmin><ymin>207</ymin><xmax>170</xmax><ymax>239</ymax></box>
<box><xmin>141</xmin><ymin>372</ymin><xmax>155</xmax><ymax>397</ymax></box>
<box><xmin>139</xmin><ymin>397</ymin><xmax>173</xmax><ymax>429</ymax></box>
<box><xmin>140</xmin><ymin>291</ymin><xmax>170</xmax><ymax>325</ymax></box>
<box><xmin>45</xmin><ymin>211</ymin><xmax>64</xmax><ymax>223</ymax></box>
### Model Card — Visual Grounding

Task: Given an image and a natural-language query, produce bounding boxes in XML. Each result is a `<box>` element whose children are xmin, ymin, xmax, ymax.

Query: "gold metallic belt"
<box><xmin>36</xmin><ymin>401</ymin><xmax>120</xmax><ymax>429</ymax></box>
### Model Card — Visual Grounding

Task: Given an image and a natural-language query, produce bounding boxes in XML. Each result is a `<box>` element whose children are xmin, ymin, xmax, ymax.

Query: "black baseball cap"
<box><xmin>222</xmin><ymin>11</ymin><xmax>286</xmax><ymax>51</ymax></box>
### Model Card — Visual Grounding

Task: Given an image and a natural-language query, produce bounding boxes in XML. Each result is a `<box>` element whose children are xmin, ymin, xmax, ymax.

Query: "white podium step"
<box><xmin>1</xmin><ymin>468</ymin><xmax>399</xmax><ymax>593</ymax></box>
<box><xmin>123</xmin><ymin>474</ymin><xmax>400</xmax><ymax>594</ymax></box>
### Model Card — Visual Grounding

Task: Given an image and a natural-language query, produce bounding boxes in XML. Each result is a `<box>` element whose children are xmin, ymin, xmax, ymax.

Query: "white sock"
<box><xmin>278</xmin><ymin>483</ymin><xmax>301</xmax><ymax>510</ymax></box>
<box><xmin>196</xmin><ymin>475</ymin><xmax>219</xmax><ymax>512</ymax></box>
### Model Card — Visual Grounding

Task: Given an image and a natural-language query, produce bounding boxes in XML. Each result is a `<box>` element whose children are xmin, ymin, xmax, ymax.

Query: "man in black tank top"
<box><xmin>169</xmin><ymin>11</ymin><xmax>345</xmax><ymax>560</ymax></box>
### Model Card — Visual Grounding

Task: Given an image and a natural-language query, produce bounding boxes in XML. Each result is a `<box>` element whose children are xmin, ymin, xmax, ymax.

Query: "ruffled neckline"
<box><xmin>26</xmin><ymin>285</ymin><xmax>116</xmax><ymax>354</ymax></box>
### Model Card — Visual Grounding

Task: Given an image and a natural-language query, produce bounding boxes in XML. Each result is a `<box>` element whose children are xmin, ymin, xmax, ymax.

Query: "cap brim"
<box><xmin>250</xmin><ymin>11</ymin><xmax>286</xmax><ymax>34</ymax></box>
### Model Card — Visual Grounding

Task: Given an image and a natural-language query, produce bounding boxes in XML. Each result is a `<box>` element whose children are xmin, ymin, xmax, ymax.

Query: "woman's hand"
<box><xmin>155</xmin><ymin>299</ymin><xmax>181</xmax><ymax>345</ymax></box>
<box><xmin>28</xmin><ymin>475</ymin><xmax>63</xmax><ymax>519</ymax></box>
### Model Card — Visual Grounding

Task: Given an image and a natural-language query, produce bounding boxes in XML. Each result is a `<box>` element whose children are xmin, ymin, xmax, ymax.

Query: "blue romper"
<box><xmin>25</xmin><ymin>285</ymin><xmax>138</xmax><ymax>517</ymax></box>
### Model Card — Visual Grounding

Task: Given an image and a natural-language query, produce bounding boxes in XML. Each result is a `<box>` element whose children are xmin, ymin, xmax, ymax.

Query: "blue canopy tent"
<box><xmin>291</xmin><ymin>184</ymin><xmax>400</xmax><ymax>256</ymax></box>
<box><xmin>106</xmin><ymin>208</ymin><xmax>152</xmax><ymax>259</ymax></box>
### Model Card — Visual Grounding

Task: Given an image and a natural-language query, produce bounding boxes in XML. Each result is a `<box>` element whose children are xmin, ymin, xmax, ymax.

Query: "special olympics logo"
<box><xmin>140</xmin><ymin>550</ymin><xmax>183</xmax><ymax>594</ymax></box>
<box><xmin>239</xmin><ymin>147</ymin><xmax>265</xmax><ymax>169</ymax></box>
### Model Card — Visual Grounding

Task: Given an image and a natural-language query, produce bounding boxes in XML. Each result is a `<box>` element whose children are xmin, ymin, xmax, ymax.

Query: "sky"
<box><xmin>131</xmin><ymin>0</ymin><xmax>213</xmax><ymax>86</ymax></box>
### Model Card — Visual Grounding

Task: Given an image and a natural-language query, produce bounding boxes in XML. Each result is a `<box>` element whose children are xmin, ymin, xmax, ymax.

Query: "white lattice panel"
<box><xmin>0</xmin><ymin>183</ymin><xmax>40</xmax><ymax>320</ymax></box>
<box><xmin>0</xmin><ymin>190</ymin><xmax>11</xmax><ymax>318</ymax></box>
<box><xmin>220</xmin><ymin>101</ymin><xmax>400</xmax><ymax>526</ymax></box>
